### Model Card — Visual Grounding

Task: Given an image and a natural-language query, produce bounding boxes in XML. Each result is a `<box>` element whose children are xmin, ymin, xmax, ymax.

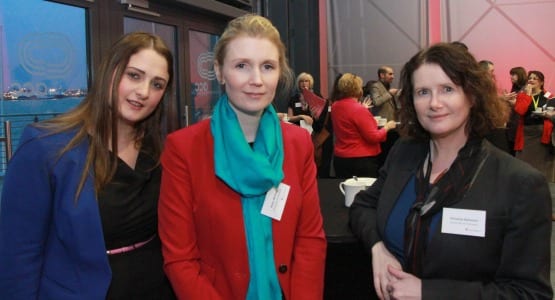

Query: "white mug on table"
<box><xmin>339</xmin><ymin>177</ymin><xmax>376</xmax><ymax>207</ymax></box>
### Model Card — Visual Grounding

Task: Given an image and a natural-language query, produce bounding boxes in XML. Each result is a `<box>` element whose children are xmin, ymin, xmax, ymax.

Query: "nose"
<box><xmin>249</xmin><ymin>69</ymin><xmax>263</xmax><ymax>86</ymax></box>
<box><xmin>135</xmin><ymin>81</ymin><xmax>150</xmax><ymax>99</ymax></box>
<box><xmin>429</xmin><ymin>92</ymin><xmax>442</xmax><ymax>109</ymax></box>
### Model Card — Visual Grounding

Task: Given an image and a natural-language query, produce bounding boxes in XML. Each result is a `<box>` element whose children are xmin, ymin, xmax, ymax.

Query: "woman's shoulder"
<box><xmin>388</xmin><ymin>137</ymin><xmax>428</xmax><ymax>159</ymax></box>
<box><xmin>483</xmin><ymin>140</ymin><xmax>545</xmax><ymax>180</ymax></box>
<box><xmin>281</xmin><ymin>121</ymin><xmax>311</xmax><ymax>141</ymax></box>
<box><xmin>19</xmin><ymin>125</ymin><xmax>79</xmax><ymax>150</ymax></box>
<box><xmin>10</xmin><ymin>125</ymin><xmax>84</xmax><ymax>167</ymax></box>
<box><xmin>165</xmin><ymin>119</ymin><xmax>212</xmax><ymax>148</ymax></box>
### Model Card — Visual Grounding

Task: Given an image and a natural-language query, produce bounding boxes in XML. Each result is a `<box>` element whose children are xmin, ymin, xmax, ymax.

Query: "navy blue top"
<box><xmin>384</xmin><ymin>175</ymin><xmax>441</xmax><ymax>266</ymax></box>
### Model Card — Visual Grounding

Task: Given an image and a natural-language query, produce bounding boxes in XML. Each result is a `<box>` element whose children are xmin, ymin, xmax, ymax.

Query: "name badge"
<box><xmin>295</xmin><ymin>102</ymin><xmax>302</xmax><ymax>108</ymax></box>
<box><xmin>261</xmin><ymin>183</ymin><xmax>290</xmax><ymax>221</ymax></box>
<box><xmin>441</xmin><ymin>208</ymin><xmax>486</xmax><ymax>237</ymax></box>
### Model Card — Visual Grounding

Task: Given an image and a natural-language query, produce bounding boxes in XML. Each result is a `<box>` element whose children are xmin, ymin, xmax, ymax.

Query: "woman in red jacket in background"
<box><xmin>513</xmin><ymin>70</ymin><xmax>554</xmax><ymax>180</ymax></box>
<box><xmin>331</xmin><ymin>73</ymin><xmax>396</xmax><ymax>178</ymax></box>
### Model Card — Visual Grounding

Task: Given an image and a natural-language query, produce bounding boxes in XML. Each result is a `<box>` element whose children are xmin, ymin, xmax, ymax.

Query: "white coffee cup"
<box><xmin>339</xmin><ymin>177</ymin><xmax>376</xmax><ymax>207</ymax></box>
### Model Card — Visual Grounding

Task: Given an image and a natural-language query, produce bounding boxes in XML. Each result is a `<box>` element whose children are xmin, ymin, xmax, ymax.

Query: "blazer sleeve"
<box><xmin>348</xmin><ymin>137</ymin><xmax>400</xmax><ymax>253</ymax></box>
<box><xmin>370</xmin><ymin>83</ymin><xmax>393</xmax><ymax>107</ymax></box>
<box><xmin>423</xmin><ymin>166</ymin><xmax>553</xmax><ymax>299</ymax></box>
<box><xmin>158</xmin><ymin>133</ymin><xmax>223</xmax><ymax>300</ymax></box>
<box><xmin>514</xmin><ymin>93</ymin><xmax>532</xmax><ymax>116</ymax></box>
<box><xmin>289</xmin><ymin>131</ymin><xmax>327</xmax><ymax>299</ymax></box>
<box><xmin>0</xmin><ymin>126</ymin><xmax>53</xmax><ymax>299</ymax></box>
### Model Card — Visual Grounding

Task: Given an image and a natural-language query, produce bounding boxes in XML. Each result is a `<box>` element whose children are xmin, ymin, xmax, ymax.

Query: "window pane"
<box><xmin>189</xmin><ymin>30</ymin><xmax>221</xmax><ymax>123</ymax></box>
<box><xmin>0</xmin><ymin>0</ymin><xmax>87</xmax><ymax>173</ymax></box>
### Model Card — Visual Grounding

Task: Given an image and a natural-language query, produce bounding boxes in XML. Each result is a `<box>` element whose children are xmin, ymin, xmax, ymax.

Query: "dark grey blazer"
<box><xmin>350</xmin><ymin>137</ymin><xmax>553</xmax><ymax>299</ymax></box>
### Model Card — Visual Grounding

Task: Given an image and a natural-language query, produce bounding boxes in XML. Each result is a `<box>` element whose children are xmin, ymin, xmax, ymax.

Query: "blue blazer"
<box><xmin>0</xmin><ymin>125</ymin><xmax>111</xmax><ymax>299</ymax></box>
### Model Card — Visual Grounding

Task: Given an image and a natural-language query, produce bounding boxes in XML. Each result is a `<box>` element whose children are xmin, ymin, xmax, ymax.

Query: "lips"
<box><xmin>428</xmin><ymin>114</ymin><xmax>448</xmax><ymax>120</ymax></box>
<box><xmin>127</xmin><ymin>99</ymin><xmax>144</xmax><ymax>108</ymax></box>
<box><xmin>244</xmin><ymin>92</ymin><xmax>265</xmax><ymax>98</ymax></box>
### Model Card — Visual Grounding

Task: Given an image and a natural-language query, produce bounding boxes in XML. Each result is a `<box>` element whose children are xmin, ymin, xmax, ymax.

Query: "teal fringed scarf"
<box><xmin>211</xmin><ymin>94</ymin><xmax>283</xmax><ymax>300</ymax></box>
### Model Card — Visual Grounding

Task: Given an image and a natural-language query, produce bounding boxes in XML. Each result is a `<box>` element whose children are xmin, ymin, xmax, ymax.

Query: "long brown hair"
<box><xmin>37</xmin><ymin>32</ymin><xmax>173</xmax><ymax>198</ymax></box>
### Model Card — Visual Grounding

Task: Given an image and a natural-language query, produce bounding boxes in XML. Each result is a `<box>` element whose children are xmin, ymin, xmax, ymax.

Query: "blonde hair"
<box><xmin>295</xmin><ymin>72</ymin><xmax>314</xmax><ymax>91</ymax></box>
<box><xmin>213</xmin><ymin>14</ymin><xmax>293</xmax><ymax>100</ymax></box>
<box><xmin>337</xmin><ymin>73</ymin><xmax>363</xmax><ymax>99</ymax></box>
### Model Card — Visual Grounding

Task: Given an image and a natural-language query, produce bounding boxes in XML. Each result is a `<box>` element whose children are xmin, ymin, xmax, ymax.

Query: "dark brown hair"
<box><xmin>398</xmin><ymin>43</ymin><xmax>508</xmax><ymax>140</ymax></box>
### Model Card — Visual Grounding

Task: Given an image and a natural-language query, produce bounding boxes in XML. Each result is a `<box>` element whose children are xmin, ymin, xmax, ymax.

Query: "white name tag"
<box><xmin>261</xmin><ymin>183</ymin><xmax>290</xmax><ymax>221</ymax></box>
<box><xmin>441</xmin><ymin>208</ymin><xmax>486</xmax><ymax>237</ymax></box>
<box><xmin>295</xmin><ymin>102</ymin><xmax>302</xmax><ymax>108</ymax></box>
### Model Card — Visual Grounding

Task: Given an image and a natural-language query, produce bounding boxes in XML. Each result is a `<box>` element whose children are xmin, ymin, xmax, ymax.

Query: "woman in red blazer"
<box><xmin>158</xmin><ymin>14</ymin><xmax>326</xmax><ymax>300</ymax></box>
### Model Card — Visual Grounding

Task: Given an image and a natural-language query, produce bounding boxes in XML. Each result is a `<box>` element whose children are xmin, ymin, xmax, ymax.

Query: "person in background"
<box><xmin>504</xmin><ymin>66</ymin><xmax>528</xmax><ymax>156</ymax></box>
<box><xmin>0</xmin><ymin>32</ymin><xmax>175</xmax><ymax>299</ymax></box>
<box><xmin>515</xmin><ymin>70</ymin><xmax>554</xmax><ymax>179</ymax></box>
<box><xmin>287</xmin><ymin>72</ymin><xmax>320</xmax><ymax>126</ymax></box>
<box><xmin>332</xmin><ymin>72</ymin><xmax>396</xmax><ymax>178</ymax></box>
<box><xmin>158</xmin><ymin>14</ymin><xmax>326</xmax><ymax>299</ymax></box>
<box><xmin>478</xmin><ymin>60</ymin><xmax>495</xmax><ymax>80</ymax></box>
<box><xmin>350</xmin><ymin>43</ymin><xmax>552</xmax><ymax>299</ymax></box>
<box><xmin>478</xmin><ymin>59</ymin><xmax>510</xmax><ymax>154</ymax></box>
<box><xmin>371</xmin><ymin>66</ymin><xmax>401</xmax><ymax>168</ymax></box>
<box><xmin>371</xmin><ymin>65</ymin><xmax>400</xmax><ymax>121</ymax></box>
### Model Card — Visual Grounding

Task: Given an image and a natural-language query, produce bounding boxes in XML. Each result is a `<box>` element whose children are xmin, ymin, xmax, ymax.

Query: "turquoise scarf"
<box><xmin>211</xmin><ymin>94</ymin><xmax>283</xmax><ymax>300</ymax></box>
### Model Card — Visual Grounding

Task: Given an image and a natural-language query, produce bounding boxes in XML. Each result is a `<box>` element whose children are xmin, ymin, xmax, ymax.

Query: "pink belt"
<box><xmin>106</xmin><ymin>235</ymin><xmax>156</xmax><ymax>255</ymax></box>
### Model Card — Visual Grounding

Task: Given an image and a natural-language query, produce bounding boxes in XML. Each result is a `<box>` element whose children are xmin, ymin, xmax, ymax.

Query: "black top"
<box><xmin>288</xmin><ymin>93</ymin><xmax>313</xmax><ymax>126</ymax></box>
<box><xmin>524</xmin><ymin>92</ymin><xmax>549</xmax><ymax>126</ymax></box>
<box><xmin>97</xmin><ymin>146</ymin><xmax>176</xmax><ymax>299</ymax></box>
<box><xmin>288</xmin><ymin>91</ymin><xmax>329</xmax><ymax>133</ymax></box>
<box><xmin>98</xmin><ymin>147</ymin><xmax>160</xmax><ymax>250</ymax></box>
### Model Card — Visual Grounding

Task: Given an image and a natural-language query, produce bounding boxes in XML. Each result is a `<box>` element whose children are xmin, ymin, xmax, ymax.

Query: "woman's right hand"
<box><xmin>371</xmin><ymin>241</ymin><xmax>402</xmax><ymax>300</ymax></box>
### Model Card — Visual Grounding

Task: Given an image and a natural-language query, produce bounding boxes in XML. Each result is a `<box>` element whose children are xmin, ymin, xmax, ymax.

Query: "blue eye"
<box><xmin>415</xmin><ymin>89</ymin><xmax>429</xmax><ymax>96</ymax></box>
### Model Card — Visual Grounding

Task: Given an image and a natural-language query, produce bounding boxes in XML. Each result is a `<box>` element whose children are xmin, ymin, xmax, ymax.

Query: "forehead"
<box><xmin>127</xmin><ymin>48</ymin><xmax>169</xmax><ymax>80</ymax></box>
<box><xmin>413</xmin><ymin>63</ymin><xmax>452</xmax><ymax>86</ymax></box>
<box><xmin>224</xmin><ymin>36</ymin><xmax>279</xmax><ymax>62</ymax></box>
<box><xmin>529</xmin><ymin>73</ymin><xmax>541</xmax><ymax>79</ymax></box>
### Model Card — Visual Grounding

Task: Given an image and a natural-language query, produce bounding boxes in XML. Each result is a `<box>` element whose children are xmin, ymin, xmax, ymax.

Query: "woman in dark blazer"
<box><xmin>349</xmin><ymin>43</ymin><xmax>552</xmax><ymax>299</ymax></box>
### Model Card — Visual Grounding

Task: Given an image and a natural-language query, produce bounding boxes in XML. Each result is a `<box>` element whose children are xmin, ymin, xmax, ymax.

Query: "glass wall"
<box><xmin>0</xmin><ymin>0</ymin><xmax>87</xmax><ymax>174</ymax></box>
<box><xmin>189</xmin><ymin>30</ymin><xmax>221</xmax><ymax>123</ymax></box>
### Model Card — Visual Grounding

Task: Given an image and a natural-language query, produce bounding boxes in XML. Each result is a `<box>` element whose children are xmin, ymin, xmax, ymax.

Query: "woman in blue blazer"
<box><xmin>350</xmin><ymin>43</ymin><xmax>552</xmax><ymax>299</ymax></box>
<box><xmin>0</xmin><ymin>32</ymin><xmax>175</xmax><ymax>299</ymax></box>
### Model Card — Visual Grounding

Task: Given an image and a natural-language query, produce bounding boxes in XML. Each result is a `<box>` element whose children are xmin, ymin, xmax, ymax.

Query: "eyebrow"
<box><xmin>127</xmin><ymin>66</ymin><xmax>169</xmax><ymax>83</ymax></box>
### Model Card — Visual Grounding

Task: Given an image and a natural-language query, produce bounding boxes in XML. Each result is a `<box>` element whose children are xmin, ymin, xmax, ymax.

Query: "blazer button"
<box><xmin>278</xmin><ymin>264</ymin><xmax>288</xmax><ymax>273</ymax></box>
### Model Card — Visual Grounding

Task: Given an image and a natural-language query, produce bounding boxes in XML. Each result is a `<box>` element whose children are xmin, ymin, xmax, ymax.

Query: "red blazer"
<box><xmin>331</xmin><ymin>98</ymin><xmax>387</xmax><ymax>158</ymax></box>
<box><xmin>159</xmin><ymin>119</ymin><xmax>326</xmax><ymax>300</ymax></box>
